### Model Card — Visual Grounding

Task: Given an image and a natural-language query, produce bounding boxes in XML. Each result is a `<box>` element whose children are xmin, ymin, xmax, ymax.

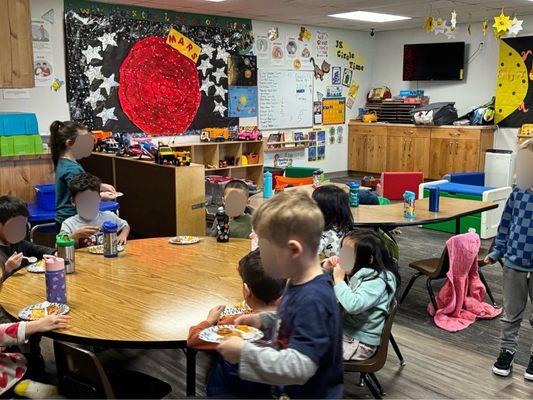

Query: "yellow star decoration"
<box><xmin>493</xmin><ymin>11</ymin><xmax>510</xmax><ymax>35</ymax></box>
<box><xmin>482</xmin><ymin>19</ymin><xmax>489</xmax><ymax>35</ymax></box>
<box><xmin>424</xmin><ymin>16</ymin><xmax>434</xmax><ymax>32</ymax></box>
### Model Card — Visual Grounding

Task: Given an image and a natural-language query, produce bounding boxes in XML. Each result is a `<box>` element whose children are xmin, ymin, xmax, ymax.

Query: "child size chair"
<box><xmin>380</xmin><ymin>172</ymin><xmax>424</xmax><ymax>200</ymax></box>
<box><xmin>344</xmin><ymin>299</ymin><xmax>404</xmax><ymax>399</ymax></box>
<box><xmin>54</xmin><ymin>341</ymin><xmax>171</xmax><ymax>399</ymax></box>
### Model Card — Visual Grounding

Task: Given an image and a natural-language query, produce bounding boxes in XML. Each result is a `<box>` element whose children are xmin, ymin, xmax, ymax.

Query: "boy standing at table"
<box><xmin>217</xmin><ymin>191</ymin><xmax>343</xmax><ymax>398</ymax></box>
<box><xmin>487</xmin><ymin>139</ymin><xmax>533</xmax><ymax>380</ymax></box>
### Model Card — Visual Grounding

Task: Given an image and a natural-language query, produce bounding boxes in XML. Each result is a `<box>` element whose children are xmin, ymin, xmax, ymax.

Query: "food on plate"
<box><xmin>236</xmin><ymin>325</ymin><xmax>251</xmax><ymax>332</ymax></box>
<box><xmin>29</xmin><ymin>304</ymin><xmax>61</xmax><ymax>319</ymax></box>
<box><xmin>216</xmin><ymin>327</ymin><xmax>233</xmax><ymax>336</ymax></box>
<box><xmin>35</xmin><ymin>259</ymin><xmax>45</xmax><ymax>267</ymax></box>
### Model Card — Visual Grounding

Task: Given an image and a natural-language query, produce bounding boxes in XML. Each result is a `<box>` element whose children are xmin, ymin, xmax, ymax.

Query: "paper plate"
<box><xmin>27</xmin><ymin>259</ymin><xmax>46</xmax><ymax>273</ymax></box>
<box><xmin>168</xmin><ymin>236</ymin><xmax>201</xmax><ymax>245</ymax></box>
<box><xmin>18</xmin><ymin>302</ymin><xmax>70</xmax><ymax>321</ymax></box>
<box><xmin>199</xmin><ymin>324</ymin><xmax>263</xmax><ymax>344</ymax></box>
<box><xmin>87</xmin><ymin>244</ymin><xmax>125</xmax><ymax>254</ymax></box>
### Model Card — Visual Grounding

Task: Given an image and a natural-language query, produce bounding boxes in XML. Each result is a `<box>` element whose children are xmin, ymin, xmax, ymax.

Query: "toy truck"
<box><xmin>200</xmin><ymin>128</ymin><xmax>229</xmax><ymax>142</ymax></box>
<box><xmin>92</xmin><ymin>130</ymin><xmax>112</xmax><ymax>150</ymax></box>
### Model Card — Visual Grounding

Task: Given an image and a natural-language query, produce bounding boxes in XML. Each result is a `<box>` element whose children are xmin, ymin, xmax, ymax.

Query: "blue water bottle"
<box><xmin>428</xmin><ymin>186</ymin><xmax>440</xmax><ymax>212</ymax></box>
<box><xmin>102</xmin><ymin>221</ymin><xmax>118</xmax><ymax>258</ymax></box>
<box><xmin>347</xmin><ymin>182</ymin><xmax>360</xmax><ymax>207</ymax></box>
<box><xmin>403</xmin><ymin>191</ymin><xmax>416</xmax><ymax>219</ymax></box>
<box><xmin>263</xmin><ymin>171</ymin><xmax>273</xmax><ymax>199</ymax></box>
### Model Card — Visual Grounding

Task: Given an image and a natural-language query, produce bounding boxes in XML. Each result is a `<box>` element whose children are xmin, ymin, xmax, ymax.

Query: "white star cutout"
<box><xmin>97</xmin><ymin>107</ymin><xmax>118</xmax><ymax>126</ymax></box>
<box><xmin>445</xmin><ymin>25</ymin><xmax>457</xmax><ymax>39</ymax></box>
<box><xmin>200</xmin><ymin>79</ymin><xmax>214</xmax><ymax>95</ymax></box>
<box><xmin>84</xmin><ymin>90</ymin><xmax>105</xmax><ymax>109</ymax></box>
<box><xmin>84</xmin><ymin>65</ymin><xmax>104</xmax><ymax>84</ymax></box>
<box><xmin>213</xmin><ymin>100</ymin><xmax>227</xmax><ymax>117</ymax></box>
<box><xmin>508</xmin><ymin>18</ymin><xmax>523</xmax><ymax>37</ymax></box>
<box><xmin>434</xmin><ymin>22</ymin><xmax>446</xmax><ymax>35</ymax></box>
<box><xmin>97</xmin><ymin>32</ymin><xmax>117</xmax><ymax>51</ymax></box>
<box><xmin>213</xmin><ymin>85</ymin><xmax>227</xmax><ymax>99</ymax></box>
<box><xmin>198</xmin><ymin>58</ymin><xmax>213</xmax><ymax>76</ymax></box>
<box><xmin>82</xmin><ymin>45</ymin><xmax>102</xmax><ymax>63</ymax></box>
<box><xmin>212</xmin><ymin>67</ymin><xmax>227</xmax><ymax>84</ymax></box>
<box><xmin>100</xmin><ymin>73</ymin><xmax>119</xmax><ymax>96</ymax></box>
<box><xmin>216</xmin><ymin>47</ymin><xmax>230</xmax><ymax>62</ymax></box>
<box><xmin>201</xmin><ymin>44</ymin><xmax>215</xmax><ymax>58</ymax></box>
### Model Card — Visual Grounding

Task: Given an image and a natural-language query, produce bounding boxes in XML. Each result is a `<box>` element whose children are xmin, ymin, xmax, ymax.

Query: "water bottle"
<box><xmin>347</xmin><ymin>182</ymin><xmax>360</xmax><ymax>207</ymax></box>
<box><xmin>403</xmin><ymin>191</ymin><xmax>416</xmax><ymax>219</ymax></box>
<box><xmin>216</xmin><ymin>206</ymin><xmax>230</xmax><ymax>242</ymax></box>
<box><xmin>312</xmin><ymin>169</ymin><xmax>323</xmax><ymax>188</ymax></box>
<box><xmin>44</xmin><ymin>255</ymin><xmax>67</xmax><ymax>304</ymax></box>
<box><xmin>263</xmin><ymin>171</ymin><xmax>273</xmax><ymax>199</ymax></box>
<box><xmin>428</xmin><ymin>186</ymin><xmax>440</xmax><ymax>212</ymax></box>
<box><xmin>102</xmin><ymin>221</ymin><xmax>118</xmax><ymax>258</ymax></box>
<box><xmin>56</xmin><ymin>234</ymin><xmax>75</xmax><ymax>273</ymax></box>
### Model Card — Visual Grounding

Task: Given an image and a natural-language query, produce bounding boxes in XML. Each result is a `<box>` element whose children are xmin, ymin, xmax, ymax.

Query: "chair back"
<box><xmin>344</xmin><ymin>298</ymin><xmax>399</xmax><ymax>373</ymax></box>
<box><xmin>54</xmin><ymin>341</ymin><xmax>115</xmax><ymax>399</ymax></box>
<box><xmin>431</xmin><ymin>246</ymin><xmax>450</xmax><ymax>279</ymax></box>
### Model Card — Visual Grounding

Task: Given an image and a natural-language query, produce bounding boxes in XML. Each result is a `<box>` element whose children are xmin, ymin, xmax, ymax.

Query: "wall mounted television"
<box><xmin>403</xmin><ymin>42</ymin><xmax>465</xmax><ymax>81</ymax></box>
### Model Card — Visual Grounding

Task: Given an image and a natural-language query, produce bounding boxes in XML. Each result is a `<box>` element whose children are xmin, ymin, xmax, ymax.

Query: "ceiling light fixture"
<box><xmin>329</xmin><ymin>11</ymin><xmax>411</xmax><ymax>23</ymax></box>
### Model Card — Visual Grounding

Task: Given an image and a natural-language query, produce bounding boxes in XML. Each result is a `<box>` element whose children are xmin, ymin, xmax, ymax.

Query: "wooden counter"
<box><xmin>0</xmin><ymin>153</ymin><xmax>54</xmax><ymax>202</ymax></box>
<box><xmin>348</xmin><ymin>122</ymin><xmax>496</xmax><ymax>179</ymax></box>
<box><xmin>80</xmin><ymin>153</ymin><xmax>205</xmax><ymax>238</ymax></box>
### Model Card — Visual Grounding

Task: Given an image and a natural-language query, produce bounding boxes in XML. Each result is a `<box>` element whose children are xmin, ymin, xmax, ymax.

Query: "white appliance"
<box><xmin>485</xmin><ymin>149</ymin><xmax>515</xmax><ymax>187</ymax></box>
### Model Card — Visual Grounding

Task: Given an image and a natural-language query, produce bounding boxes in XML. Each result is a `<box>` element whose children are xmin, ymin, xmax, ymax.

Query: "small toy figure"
<box><xmin>215</xmin><ymin>206</ymin><xmax>230</xmax><ymax>242</ymax></box>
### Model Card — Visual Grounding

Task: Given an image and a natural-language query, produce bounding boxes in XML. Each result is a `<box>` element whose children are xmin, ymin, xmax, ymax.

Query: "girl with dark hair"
<box><xmin>325</xmin><ymin>230</ymin><xmax>400</xmax><ymax>361</ymax></box>
<box><xmin>312</xmin><ymin>185</ymin><xmax>353</xmax><ymax>260</ymax></box>
<box><xmin>50</xmin><ymin>121</ymin><xmax>116</xmax><ymax>225</ymax></box>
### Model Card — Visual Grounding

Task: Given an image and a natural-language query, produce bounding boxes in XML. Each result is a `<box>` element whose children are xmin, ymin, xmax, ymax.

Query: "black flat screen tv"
<box><xmin>403</xmin><ymin>42</ymin><xmax>465</xmax><ymax>81</ymax></box>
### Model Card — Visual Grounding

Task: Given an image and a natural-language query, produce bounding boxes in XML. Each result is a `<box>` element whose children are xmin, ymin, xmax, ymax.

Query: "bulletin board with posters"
<box><xmin>322</xmin><ymin>98</ymin><xmax>346</xmax><ymax>125</ymax></box>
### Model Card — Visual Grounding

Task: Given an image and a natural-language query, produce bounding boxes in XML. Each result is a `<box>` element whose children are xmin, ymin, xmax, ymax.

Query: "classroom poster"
<box><xmin>326</xmin><ymin>85</ymin><xmax>342</xmax><ymax>98</ymax></box>
<box><xmin>300</xmin><ymin>42</ymin><xmax>311</xmax><ymax>65</ymax></box>
<box><xmin>337</xmin><ymin>125</ymin><xmax>344</xmax><ymax>144</ymax></box>
<box><xmin>286</xmin><ymin>37</ymin><xmax>298</xmax><ymax>60</ymax></box>
<box><xmin>342</xmin><ymin>68</ymin><xmax>353</xmax><ymax>87</ymax></box>
<box><xmin>228</xmin><ymin>86</ymin><xmax>257</xmax><ymax>117</ymax></box>
<box><xmin>322</xmin><ymin>98</ymin><xmax>346</xmax><ymax>125</ymax></box>
<box><xmin>271</xmin><ymin>41</ymin><xmax>285</xmax><ymax>65</ymax></box>
<box><xmin>332</xmin><ymin>66</ymin><xmax>341</xmax><ymax>84</ymax></box>
<box><xmin>313</xmin><ymin>101</ymin><xmax>322</xmax><ymax>125</ymax></box>
<box><xmin>316</xmin><ymin>31</ymin><xmax>329</xmax><ymax>59</ymax></box>
<box><xmin>317</xmin><ymin>144</ymin><xmax>326</xmax><ymax>161</ymax></box>
<box><xmin>32</xmin><ymin>19</ymin><xmax>54</xmax><ymax>87</ymax></box>
<box><xmin>308</xmin><ymin>145</ymin><xmax>317</xmax><ymax>162</ymax></box>
<box><xmin>32</xmin><ymin>20</ymin><xmax>52</xmax><ymax>50</ymax></box>
<box><xmin>255</xmin><ymin>35</ymin><xmax>269</xmax><ymax>59</ymax></box>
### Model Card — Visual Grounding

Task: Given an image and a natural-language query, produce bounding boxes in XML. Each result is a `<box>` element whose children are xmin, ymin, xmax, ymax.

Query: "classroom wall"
<box><xmin>0</xmin><ymin>0</ymin><xmax>69</xmax><ymax>135</ymax></box>
<box><xmin>372</xmin><ymin>17</ymin><xmax>533</xmax><ymax>152</ymax></box>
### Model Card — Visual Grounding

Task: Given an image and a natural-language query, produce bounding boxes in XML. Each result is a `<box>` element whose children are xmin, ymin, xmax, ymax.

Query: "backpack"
<box><xmin>411</xmin><ymin>102</ymin><xmax>458</xmax><ymax>125</ymax></box>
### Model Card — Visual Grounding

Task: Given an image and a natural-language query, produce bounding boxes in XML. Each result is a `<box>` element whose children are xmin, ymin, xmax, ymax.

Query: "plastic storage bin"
<box><xmin>0</xmin><ymin>136</ymin><xmax>14</xmax><ymax>156</ymax></box>
<box><xmin>34</xmin><ymin>184</ymin><xmax>56</xmax><ymax>211</ymax></box>
<box><xmin>0</xmin><ymin>113</ymin><xmax>39</xmax><ymax>136</ymax></box>
<box><xmin>13</xmin><ymin>135</ymin><xmax>34</xmax><ymax>155</ymax></box>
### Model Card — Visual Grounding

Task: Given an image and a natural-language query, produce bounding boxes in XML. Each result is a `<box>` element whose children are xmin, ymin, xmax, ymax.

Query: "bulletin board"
<box><xmin>258</xmin><ymin>70</ymin><xmax>314</xmax><ymax>130</ymax></box>
<box><xmin>322</xmin><ymin>98</ymin><xmax>346</xmax><ymax>125</ymax></box>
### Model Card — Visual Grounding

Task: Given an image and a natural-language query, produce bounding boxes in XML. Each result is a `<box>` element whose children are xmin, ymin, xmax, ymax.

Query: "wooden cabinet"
<box><xmin>348</xmin><ymin>123</ymin><xmax>495</xmax><ymax>179</ymax></box>
<box><xmin>0</xmin><ymin>0</ymin><xmax>34</xmax><ymax>88</ymax></box>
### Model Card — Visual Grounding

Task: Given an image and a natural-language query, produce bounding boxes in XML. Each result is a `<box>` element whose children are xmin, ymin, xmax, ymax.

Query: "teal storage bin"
<box><xmin>0</xmin><ymin>136</ymin><xmax>15</xmax><ymax>156</ymax></box>
<box><xmin>0</xmin><ymin>113</ymin><xmax>39</xmax><ymax>136</ymax></box>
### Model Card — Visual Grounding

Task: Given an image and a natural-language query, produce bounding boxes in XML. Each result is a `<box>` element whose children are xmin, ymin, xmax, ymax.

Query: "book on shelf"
<box><xmin>283</xmin><ymin>131</ymin><xmax>295</xmax><ymax>147</ymax></box>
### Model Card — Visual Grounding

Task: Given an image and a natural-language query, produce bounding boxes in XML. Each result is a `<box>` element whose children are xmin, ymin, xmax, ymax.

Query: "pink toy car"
<box><xmin>238</xmin><ymin>127</ymin><xmax>263</xmax><ymax>141</ymax></box>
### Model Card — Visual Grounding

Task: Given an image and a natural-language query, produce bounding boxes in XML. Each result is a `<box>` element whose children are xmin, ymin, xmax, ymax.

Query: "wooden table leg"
<box><xmin>186</xmin><ymin>347</ymin><xmax>197</xmax><ymax>397</ymax></box>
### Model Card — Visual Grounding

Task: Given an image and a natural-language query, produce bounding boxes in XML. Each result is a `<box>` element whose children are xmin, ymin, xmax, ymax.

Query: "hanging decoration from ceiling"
<box><xmin>507</xmin><ymin>17</ymin><xmax>524</xmax><ymax>38</ymax></box>
<box><xmin>493</xmin><ymin>11</ymin><xmax>511</xmax><ymax>39</ymax></box>
<box><xmin>495</xmin><ymin>36</ymin><xmax>533</xmax><ymax>127</ymax></box>
<box><xmin>63</xmin><ymin>0</ymin><xmax>253</xmax><ymax>135</ymax></box>
<box><xmin>467</xmin><ymin>13</ymin><xmax>472</xmax><ymax>35</ymax></box>
<box><xmin>423</xmin><ymin>5</ymin><xmax>434</xmax><ymax>32</ymax></box>
<box><xmin>482</xmin><ymin>18</ymin><xmax>489</xmax><ymax>36</ymax></box>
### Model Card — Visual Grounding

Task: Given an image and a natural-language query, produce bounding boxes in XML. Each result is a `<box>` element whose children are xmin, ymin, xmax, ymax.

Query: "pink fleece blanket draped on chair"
<box><xmin>428</xmin><ymin>232</ymin><xmax>501</xmax><ymax>332</ymax></box>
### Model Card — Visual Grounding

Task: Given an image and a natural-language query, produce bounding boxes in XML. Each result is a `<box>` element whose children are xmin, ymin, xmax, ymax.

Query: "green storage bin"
<box><xmin>13</xmin><ymin>135</ymin><xmax>34</xmax><ymax>155</ymax></box>
<box><xmin>32</xmin><ymin>134</ymin><xmax>43</xmax><ymax>154</ymax></box>
<box><xmin>285</xmin><ymin>166</ymin><xmax>319</xmax><ymax>178</ymax></box>
<box><xmin>0</xmin><ymin>136</ymin><xmax>15</xmax><ymax>156</ymax></box>
<box><xmin>422</xmin><ymin>189</ymin><xmax>481</xmax><ymax>234</ymax></box>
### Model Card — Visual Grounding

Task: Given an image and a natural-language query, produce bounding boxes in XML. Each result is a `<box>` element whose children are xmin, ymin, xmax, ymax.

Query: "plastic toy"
<box><xmin>139</xmin><ymin>140</ymin><xmax>158</xmax><ymax>160</ymax></box>
<box><xmin>96</xmin><ymin>137</ymin><xmax>120</xmax><ymax>153</ymax></box>
<box><xmin>362</xmin><ymin>112</ymin><xmax>378</xmax><ymax>123</ymax></box>
<box><xmin>156</xmin><ymin>142</ymin><xmax>191</xmax><ymax>166</ymax></box>
<box><xmin>202</xmin><ymin>128</ymin><xmax>229</xmax><ymax>142</ymax></box>
<box><xmin>238</xmin><ymin>126</ymin><xmax>263</xmax><ymax>141</ymax></box>
<box><xmin>92</xmin><ymin>130</ymin><xmax>112</xmax><ymax>149</ymax></box>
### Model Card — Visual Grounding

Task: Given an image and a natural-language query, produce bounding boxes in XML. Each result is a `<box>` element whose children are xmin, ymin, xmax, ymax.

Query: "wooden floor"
<box><xmin>36</xmin><ymin>226</ymin><xmax>533</xmax><ymax>398</ymax></box>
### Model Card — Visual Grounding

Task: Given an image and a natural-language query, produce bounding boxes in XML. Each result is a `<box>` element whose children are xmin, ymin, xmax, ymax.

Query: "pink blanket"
<box><xmin>428</xmin><ymin>232</ymin><xmax>501</xmax><ymax>332</ymax></box>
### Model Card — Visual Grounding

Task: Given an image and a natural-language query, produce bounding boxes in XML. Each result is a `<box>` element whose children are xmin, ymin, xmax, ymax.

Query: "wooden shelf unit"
<box><xmin>167</xmin><ymin>140</ymin><xmax>264</xmax><ymax>187</ymax></box>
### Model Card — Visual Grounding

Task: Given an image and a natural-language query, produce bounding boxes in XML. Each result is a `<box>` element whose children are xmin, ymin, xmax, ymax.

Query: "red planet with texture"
<box><xmin>118</xmin><ymin>36</ymin><xmax>201</xmax><ymax>135</ymax></box>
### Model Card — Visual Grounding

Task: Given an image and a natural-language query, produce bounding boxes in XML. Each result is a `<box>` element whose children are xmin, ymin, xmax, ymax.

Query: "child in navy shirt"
<box><xmin>217</xmin><ymin>191</ymin><xmax>343</xmax><ymax>398</ymax></box>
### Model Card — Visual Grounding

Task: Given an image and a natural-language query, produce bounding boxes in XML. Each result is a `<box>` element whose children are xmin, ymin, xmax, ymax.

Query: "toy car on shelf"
<box><xmin>238</xmin><ymin>127</ymin><xmax>263</xmax><ymax>141</ymax></box>
<box><xmin>200</xmin><ymin>128</ymin><xmax>229</xmax><ymax>142</ymax></box>
<box><xmin>155</xmin><ymin>142</ymin><xmax>191</xmax><ymax>166</ymax></box>
<box><xmin>92</xmin><ymin>130</ymin><xmax>112</xmax><ymax>150</ymax></box>
<box><xmin>95</xmin><ymin>138</ymin><xmax>120</xmax><ymax>153</ymax></box>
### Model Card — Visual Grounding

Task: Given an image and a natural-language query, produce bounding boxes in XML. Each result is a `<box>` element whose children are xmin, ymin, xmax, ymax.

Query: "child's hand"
<box><xmin>117</xmin><ymin>232</ymin><xmax>128</xmax><ymax>246</ymax></box>
<box><xmin>100</xmin><ymin>192</ymin><xmax>115</xmax><ymax>201</ymax></box>
<box><xmin>206</xmin><ymin>305</ymin><xmax>226</xmax><ymax>325</ymax></box>
<box><xmin>217</xmin><ymin>335</ymin><xmax>245</xmax><ymax>364</ymax></box>
<box><xmin>323</xmin><ymin>256</ymin><xmax>340</xmax><ymax>271</ymax></box>
<box><xmin>5</xmin><ymin>252</ymin><xmax>23</xmax><ymax>273</ymax></box>
<box><xmin>483</xmin><ymin>256</ymin><xmax>496</xmax><ymax>265</ymax></box>
<box><xmin>27</xmin><ymin>314</ymin><xmax>71</xmax><ymax>335</ymax></box>
<box><xmin>234</xmin><ymin>313</ymin><xmax>261</xmax><ymax>329</ymax></box>
<box><xmin>100</xmin><ymin>183</ymin><xmax>116</xmax><ymax>194</ymax></box>
<box><xmin>333</xmin><ymin>265</ymin><xmax>346</xmax><ymax>285</ymax></box>
<box><xmin>72</xmin><ymin>226</ymin><xmax>99</xmax><ymax>240</ymax></box>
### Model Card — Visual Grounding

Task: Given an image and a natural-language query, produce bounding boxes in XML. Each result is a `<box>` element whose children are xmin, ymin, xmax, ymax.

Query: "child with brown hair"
<box><xmin>217</xmin><ymin>191</ymin><xmax>343</xmax><ymax>398</ymax></box>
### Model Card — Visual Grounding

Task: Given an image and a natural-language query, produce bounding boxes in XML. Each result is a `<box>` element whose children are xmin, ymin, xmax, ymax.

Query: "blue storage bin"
<box><xmin>0</xmin><ymin>113</ymin><xmax>39</xmax><ymax>136</ymax></box>
<box><xmin>33</xmin><ymin>184</ymin><xmax>55</xmax><ymax>211</ymax></box>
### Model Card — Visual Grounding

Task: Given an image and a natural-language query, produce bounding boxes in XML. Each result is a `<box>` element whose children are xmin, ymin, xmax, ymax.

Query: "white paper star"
<box><xmin>216</xmin><ymin>47</ymin><xmax>230</xmax><ymax>62</ymax></box>
<box><xmin>212</xmin><ymin>67</ymin><xmax>227</xmax><ymax>84</ymax></box>
<box><xmin>198</xmin><ymin>58</ymin><xmax>213</xmax><ymax>76</ymax></box>
<box><xmin>84</xmin><ymin>90</ymin><xmax>105</xmax><ymax>109</ymax></box>
<box><xmin>200</xmin><ymin>79</ymin><xmax>214</xmax><ymax>95</ymax></box>
<box><xmin>97</xmin><ymin>32</ymin><xmax>117</xmax><ymax>51</ymax></box>
<box><xmin>213</xmin><ymin>100</ymin><xmax>227</xmax><ymax>117</ymax></box>
<box><xmin>82</xmin><ymin>45</ymin><xmax>102</xmax><ymax>63</ymax></box>
<box><xmin>202</xmin><ymin>44</ymin><xmax>216</xmax><ymax>58</ymax></box>
<box><xmin>97</xmin><ymin>107</ymin><xmax>117</xmax><ymax>126</ymax></box>
<box><xmin>83</xmin><ymin>65</ymin><xmax>104</xmax><ymax>84</ymax></box>
<box><xmin>508</xmin><ymin>18</ymin><xmax>524</xmax><ymax>37</ymax></box>
<box><xmin>213</xmin><ymin>85</ymin><xmax>227</xmax><ymax>99</ymax></box>
<box><xmin>445</xmin><ymin>25</ymin><xmax>457</xmax><ymax>39</ymax></box>
<box><xmin>99</xmin><ymin>73</ymin><xmax>119</xmax><ymax>96</ymax></box>
<box><xmin>434</xmin><ymin>21</ymin><xmax>447</xmax><ymax>35</ymax></box>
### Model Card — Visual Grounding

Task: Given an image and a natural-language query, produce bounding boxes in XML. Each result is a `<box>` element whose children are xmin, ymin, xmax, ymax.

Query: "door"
<box><xmin>429</xmin><ymin>138</ymin><xmax>455</xmax><ymax>179</ymax></box>
<box><xmin>366</xmin><ymin>134</ymin><xmax>388</xmax><ymax>173</ymax></box>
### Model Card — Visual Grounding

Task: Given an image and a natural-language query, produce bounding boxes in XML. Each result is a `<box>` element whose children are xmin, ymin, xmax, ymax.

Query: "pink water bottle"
<box><xmin>44</xmin><ymin>255</ymin><xmax>67</xmax><ymax>304</ymax></box>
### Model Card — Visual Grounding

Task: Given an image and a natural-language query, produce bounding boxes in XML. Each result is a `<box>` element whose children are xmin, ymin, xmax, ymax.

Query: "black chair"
<box><xmin>54</xmin><ymin>341</ymin><xmax>171</xmax><ymax>399</ymax></box>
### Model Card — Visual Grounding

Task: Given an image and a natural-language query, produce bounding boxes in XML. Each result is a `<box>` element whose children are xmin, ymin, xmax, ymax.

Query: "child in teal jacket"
<box><xmin>324</xmin><ymin>230</ymin><xmax>400</xmax><ymax>360</ymax></box>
